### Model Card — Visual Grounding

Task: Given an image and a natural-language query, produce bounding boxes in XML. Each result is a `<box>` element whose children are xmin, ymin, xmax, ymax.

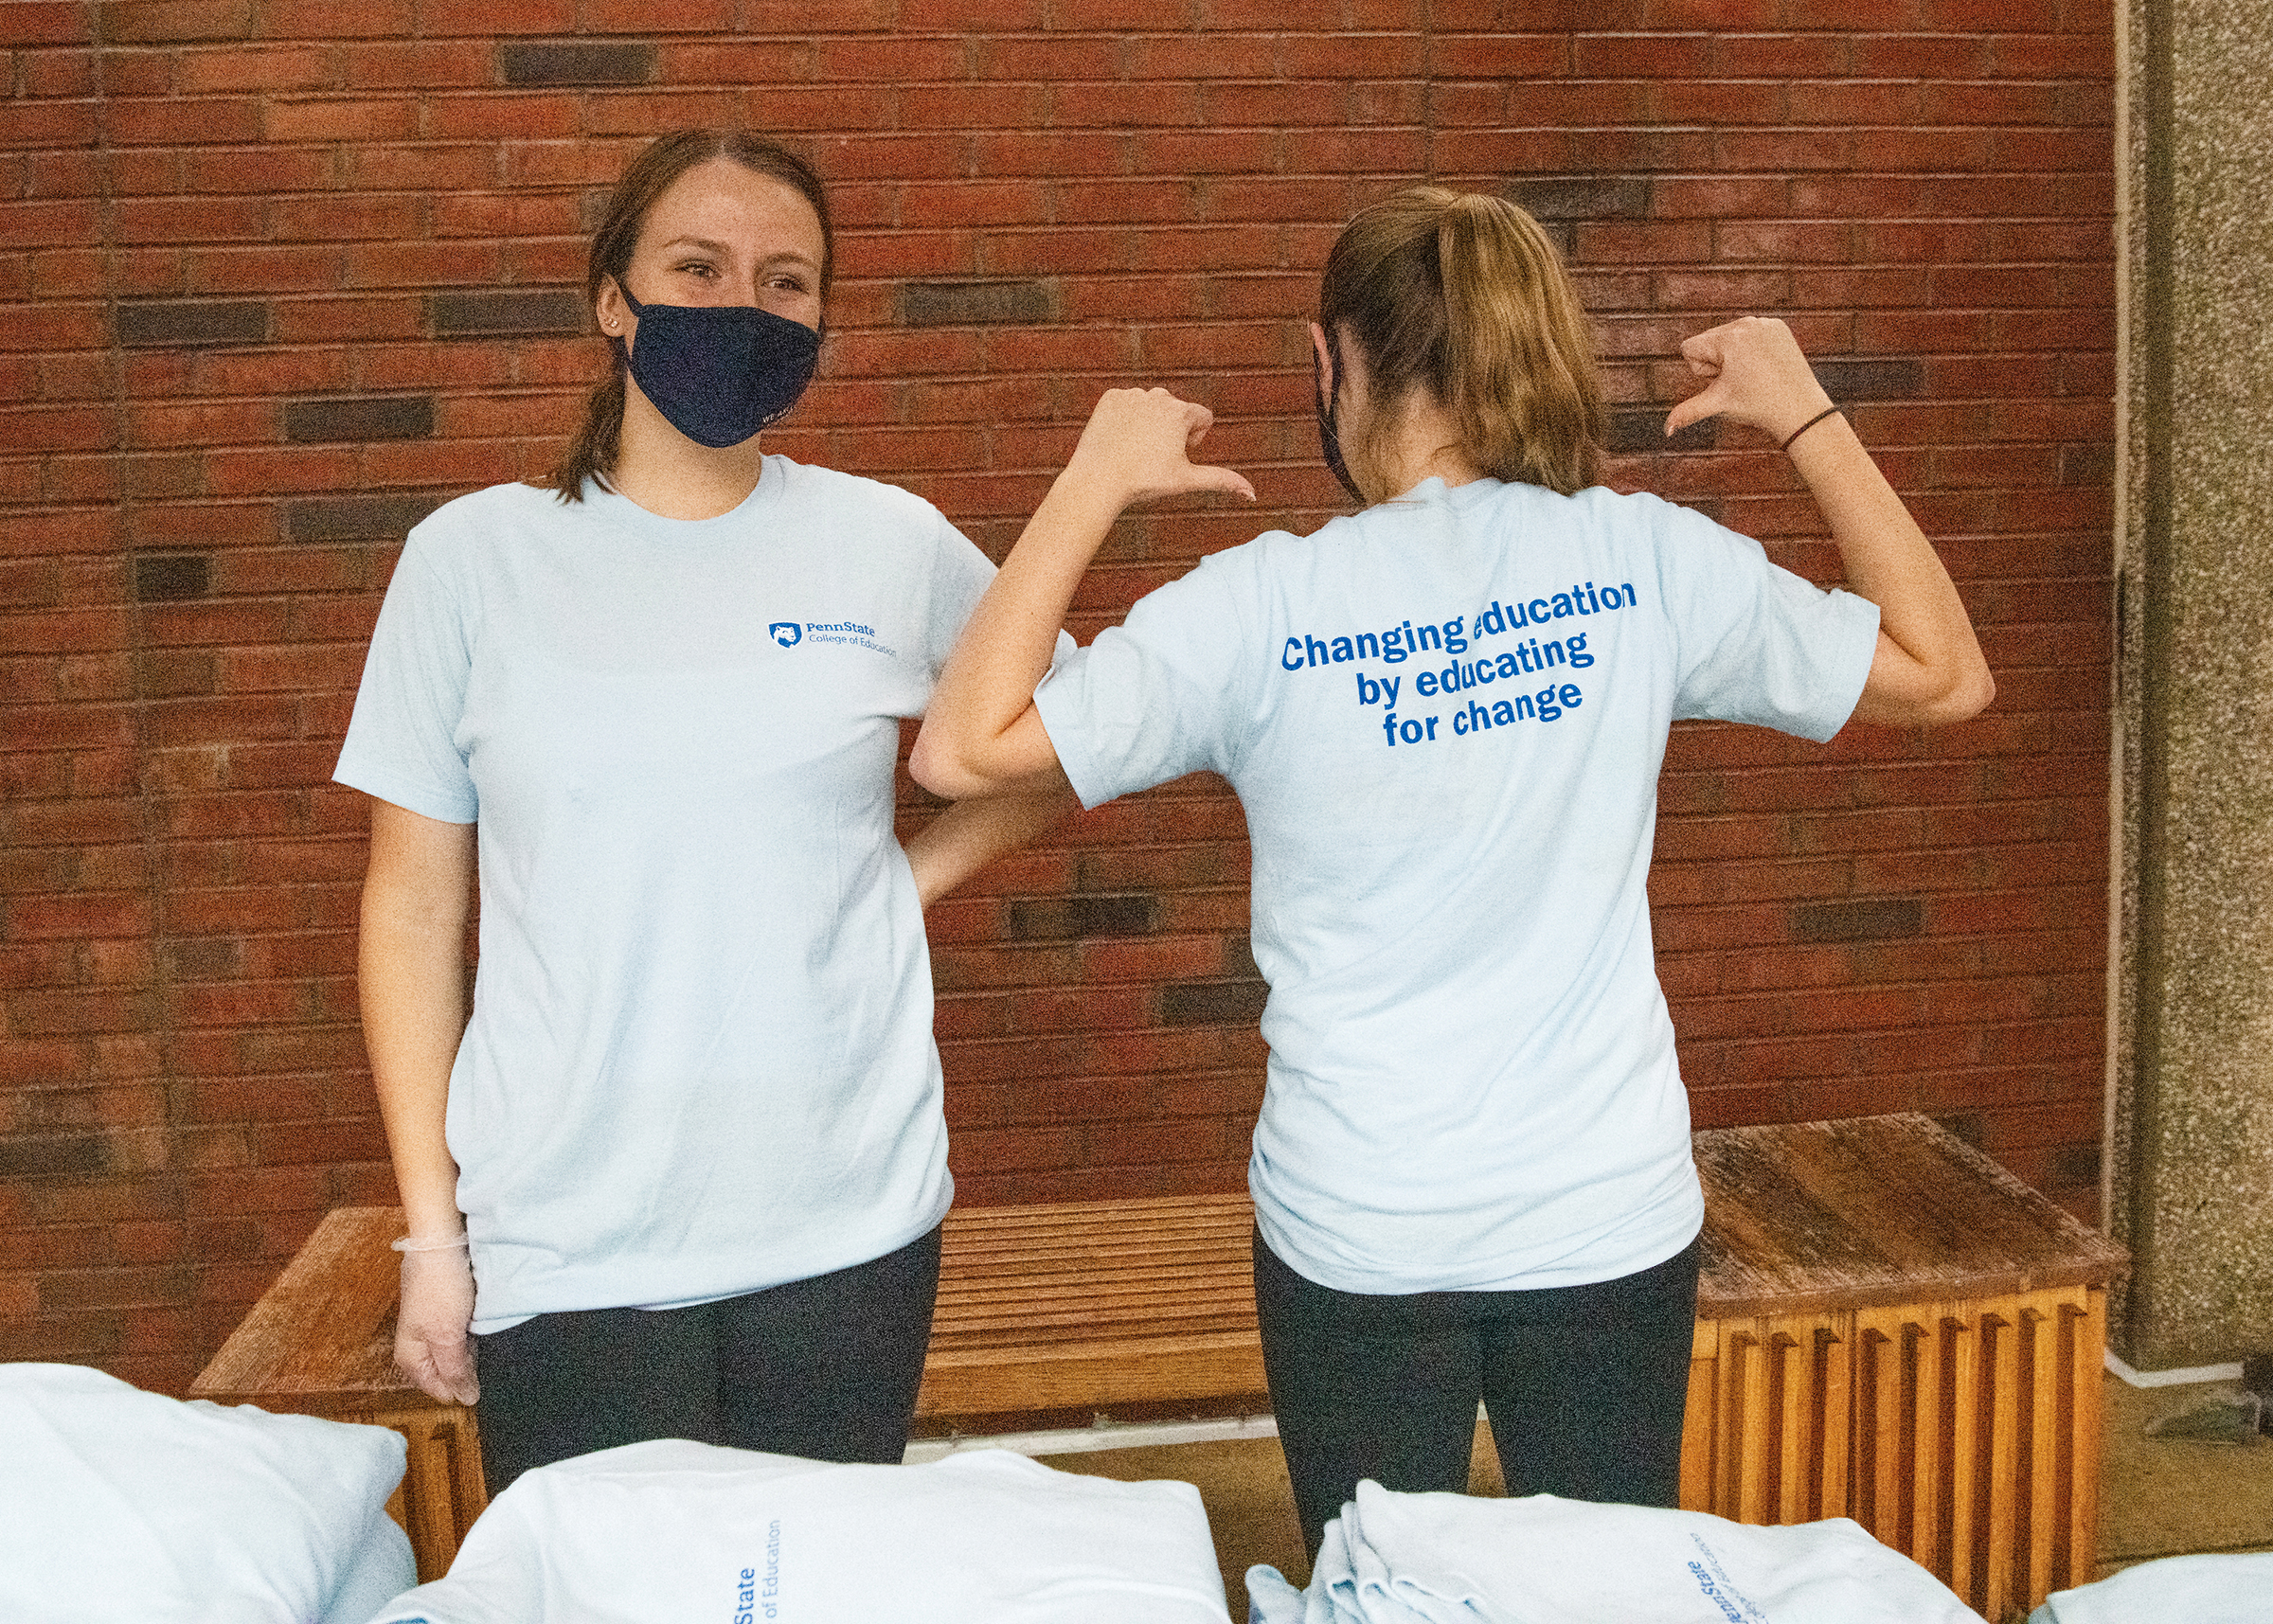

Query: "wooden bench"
<box><xmin>192</xmin><ymin>1113</ymin><xmax>2121</xmax><ymax>1615</ymax></box>
<box><xmin>1685</xmin><ymin>1115</ymin><xmax>2124</xmax><ymax>1622</ymax></box>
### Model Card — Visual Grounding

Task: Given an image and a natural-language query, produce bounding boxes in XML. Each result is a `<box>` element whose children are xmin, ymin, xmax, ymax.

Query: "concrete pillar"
<box><xmin>2111</xmin><ymin>0</ymin><xmax>2273</xmax><ymax>1369</ymax></box>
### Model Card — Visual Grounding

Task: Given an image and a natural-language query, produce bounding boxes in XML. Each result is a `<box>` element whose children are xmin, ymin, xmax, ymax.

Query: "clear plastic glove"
<box><xmin>394</xmin><ymin>1237</ymin><xmax>479</xmax><ymax>1406</ymax></box>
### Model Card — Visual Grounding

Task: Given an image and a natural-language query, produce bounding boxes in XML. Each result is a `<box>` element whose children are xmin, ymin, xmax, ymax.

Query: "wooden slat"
<box><xmin>2067</xmin><ymin>1292</ymin><xmax>2105</xmax><ymax>1592</ymax></box>
<box><xmin>2024</xmin><ymin>1297</ymin><xmax>2063</xmax><ymax>1613</ymax></box>
<box><xmin>1678</xmin><ymin>1321</ymin><xmax>1718</xmax><ymax>1514</ymax></box>
<box><xmin>1910</xmin><ymin>1314</ymin><xmax>1946</xmax><ymax>1575</ymax></box>
<box><xmin>1775</xmin><ymin>1330</ymin><xmax>1810</xmax><ymax>1524</ymax></box>
<box><xmin>1946</xmin><ymin>1305</ymin><xmax>1981</xmax><ymax>1607</ymax></box>
<box><xmin>1732</xmin><ymin>1330</ymin><xmax>1771</xmax><ymax>1524</ymax></box>
<box><xmin>916</xmin><ymin>1330</ymin><xmax>1266</xmax><ymax>1415</ymax></box>
<box><xmin>1854</xmin><ymin>1311</ymin><xmax>1908</xmax><ymax>1551</ymax></box>
<box><xmin>1817</xmin><ymin>1322</ymin><xmax>1849</xmax><ymax>1524</ymax></box>
<box><xmin>1982</xmin><ymin>1299</ymin><xmax>2023</xmax><ymax>1624</ymax></box>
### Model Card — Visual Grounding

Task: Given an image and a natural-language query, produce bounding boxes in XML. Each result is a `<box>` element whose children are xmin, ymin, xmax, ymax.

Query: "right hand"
<box><xmin>1063</xmin><ymin>387</ymin><xmax>1256</xmax><ymax>509</ymax></box>
<box><xmin>395</xmin><ymin>1241</ymin><xmax>480</xmax><ymax>1406</ymax></box>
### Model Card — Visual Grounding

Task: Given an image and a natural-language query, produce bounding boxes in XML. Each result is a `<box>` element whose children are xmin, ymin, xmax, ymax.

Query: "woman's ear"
<box><xmin>1309</xmin><ymin>321</ymin><xmax>1335</xmax><ymax>401</ymax></box>
<box><xmin>595</xmin><ymin>275</ymin><xmax>628</xmax><ymax>339</ymax></box>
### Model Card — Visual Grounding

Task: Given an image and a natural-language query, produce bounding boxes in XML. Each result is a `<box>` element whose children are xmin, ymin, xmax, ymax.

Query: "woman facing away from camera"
<box><xmin>912</xmin><ymin>187</ymin><xmax>1993</xmax><ymax>1552</ymax></box>
<box><xmin>338</xmin><ymin>129</ymin><xmax>1067</xmax><ymax>1492</ymax></box>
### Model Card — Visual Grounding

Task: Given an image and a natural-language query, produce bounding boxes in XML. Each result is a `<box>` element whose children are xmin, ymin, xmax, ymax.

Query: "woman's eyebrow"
<box><xmin>655</xmin><ymin>235</ymin><xmax>816</xmax><ymax>271</ymax></box>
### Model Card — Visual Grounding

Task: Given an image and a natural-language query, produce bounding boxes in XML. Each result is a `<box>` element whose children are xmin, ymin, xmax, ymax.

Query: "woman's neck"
<box><xmin>606</xmin><ymin>385</ymin><xmax>768</xmax><ymax>520</ymax></box>
<box><xmin>1369</xmin><ymin>390</ymin><xmax>1483</xmax><ymax>500</ymax></box>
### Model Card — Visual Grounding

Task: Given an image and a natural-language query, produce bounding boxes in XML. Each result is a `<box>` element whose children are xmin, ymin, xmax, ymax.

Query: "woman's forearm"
<box><xmin>360</xmin><ymin>801</ymin><xmax>476</xmax><ymax>1239</ymax></box>
<box><xmin>904</xmin><ymin>784</ymin><xmax>1077</xmax><ymax>907</ymax></box>
<box><xmin>1664</xmin><ymin>317</ymin><xmax>1992</xmax><ymax>728</ymax></box>
<box><xmin>1786</xmin><ymin>418</ymin><xmax>1996</xmax><ymax>725</ymax></box>
<box><xmin>913</xmin><ymin>387</ymin><xmax>1254</xmax><ymax>799</ymax></box>
<box><xmin>910</xmin><ymin>475</ymin><xmax>1121</xmax><ymax>798</ymax></box>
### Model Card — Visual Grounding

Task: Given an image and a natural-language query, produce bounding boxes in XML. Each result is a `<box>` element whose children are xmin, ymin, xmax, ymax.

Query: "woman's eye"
<box><xmin>675</xmin><ymin>261</ymin><xmax>717</xmax><ymax>278</ymax></box>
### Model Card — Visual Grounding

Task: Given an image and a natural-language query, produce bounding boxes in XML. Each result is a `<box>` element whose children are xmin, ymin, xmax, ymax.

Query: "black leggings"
<box><xmin>1255</xmin><ymin>1228</ymin><xmax>1701</xmax><ymax>1555</ymax></box>
<box><xmin>474</xmin><ymin>1224</ymin><xmax>941</xmax><ymax>1494</ymax></box>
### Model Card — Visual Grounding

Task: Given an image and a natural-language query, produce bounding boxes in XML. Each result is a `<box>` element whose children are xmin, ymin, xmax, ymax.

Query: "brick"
<box><xmin>173</xmin><ymin>45</ymin><xmax>333</xmax><ymax>93</ymax></box>
<box><xmin>0</xmin><ymin>1135</ymin><xmax>110</xmax><ymax>1178</ymax></box>
<box><xmin>1607</xmin><ymin>409</ymin><xmax>1715</xmax><ymax>454</ymax></box>
<box><xmin>1792</xmin><ymin>898</ymin><xmax>1926</xmax><ymax>943</ymax></box>
<box><xmin>2</xmin><ymin>4</ymin><xmax>91</xmax><ymax>44</ymax></box>
<box><xmin>131</xmin><ymin>554</ymin><xmax>209</xmax><ymax>601</ymax></box>
<box><xmin>280</xmin><ymin>492</ymin><xmax>446</xmax><ymax>540</ymax></box>
<box><xmin>1006</xmin><ymin>894</ymin><xmax>1159</xmax><ymax>940</ymax></box>
<box><xmin>496</xmin><ymin>40</ymin><xmax>655</xmax><ymax>86</ymax></box>
<box><xmin>1159</xmin><ymin>977</ymin><xmax>1269</xmax><ymax>1026</ymax></box>
<box><xmin>261</xmin><ymin>97</ymin><xmax>417</xmax><ymax>143</ymax></box>
<box><xmin>429</xmin><ymin>287</ymin><xmax>584</xmax><ymax>337</ymax></box>
<box><xmin>417</xmin><ymin>0</ymin><xmax>575</xmax><ymax>28</ymax></box>
<box><xmin>895</xmin><ymin>279</ymin><xmax>1056</xmax><ymax>327</ymax></box>
<box><xmin>280</xmin><ymin>394</ymin><xmax>435</xmax><ymax>443</ymax></box>
<box><xmin>99</xmin><ymin>1</ymin><xmax>253</xmax><ymax>42</ymax></box>
<box><xmin>113</xmin><ymin>298</ymin><xmax>269</xmax><ymax>348</ymax></box>
<box><xmin>1503</xmin><ymin>175</ymin><xmax>1650</xmax><ymax>222</ymax></box>
<box><xmin>258</xmin><ymin>0</ymin><xmax>412</xmax><ymax>35</ymax></box>
<box><xmin>1811</xmin><ymin>358</ymin><xmax>1926</xmax><ymax>402</ymax></box>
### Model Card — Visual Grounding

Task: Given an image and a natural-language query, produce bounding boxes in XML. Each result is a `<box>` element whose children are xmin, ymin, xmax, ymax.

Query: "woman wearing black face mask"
<box><xmin>916</xmin><ymin>187</ymin><xmax>1994</xmax><ymax>1555</ymax></box>
<box><xmin>338</xmin><ymin>130</ymin><xmax>1069</xmax><ymax>1491</ymax></box>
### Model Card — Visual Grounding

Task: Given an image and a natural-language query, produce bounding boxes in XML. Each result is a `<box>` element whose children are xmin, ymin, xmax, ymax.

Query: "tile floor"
<box><xmin>1035</xmin><ymin>1373</ymin><xmax>2273</xmax><ymax>1619</ymax></box>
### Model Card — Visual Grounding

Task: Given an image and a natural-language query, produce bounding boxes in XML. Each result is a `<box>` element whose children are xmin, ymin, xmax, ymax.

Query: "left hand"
<box><xmin>1663</xmin><ymin>316</ymin><xmax>1835</xmax><ymax>445</ymax></box>
<box><xmin>1063</xmin><ymin>388</ymin><xmax>1256</xmax><ymax>509</ymax></box>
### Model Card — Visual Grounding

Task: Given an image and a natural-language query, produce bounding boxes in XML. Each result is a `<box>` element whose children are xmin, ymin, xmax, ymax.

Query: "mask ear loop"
<box><xmin>1315</xmin><ymin>327</ymin><xmax>1367</xmax><ymax>506</ymax></box>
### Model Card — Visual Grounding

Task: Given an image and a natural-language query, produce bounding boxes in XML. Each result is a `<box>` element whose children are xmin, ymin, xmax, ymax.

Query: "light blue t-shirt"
<box><xmin>1032</xmin><ymin>477</ymin><xmax>1880</xmax><ymax>1294</ymax></box>
<box><xmin>336</xmin><ymin>460</ymin><xmax>995</xmax><ymax>1331</ymax></box>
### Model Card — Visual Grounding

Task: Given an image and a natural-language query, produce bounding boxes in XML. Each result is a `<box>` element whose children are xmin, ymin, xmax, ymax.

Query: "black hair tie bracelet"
<box><xmin>1781</xmin><ymin>405</ymin><xmax>1842</xmax><ymax>453</ymax></box>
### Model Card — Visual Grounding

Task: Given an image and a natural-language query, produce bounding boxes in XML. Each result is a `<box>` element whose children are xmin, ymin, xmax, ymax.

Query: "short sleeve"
<box><xmin>913</xmin><ymin>506</ymin><xmax>1075</xmax><ymax>705</ymax></box>
<box><xmin>1030</xmin><ymin>550</ymin><xmax>1256</xmax><ymax>811</ymax></box>
<box><xmin>1655</xmin><ymin>501</ymin><xmax>1881</xmax><ymax>742</ymax></box>
<box><xmin>916</xmin><ymin>511</ymin><xmax>1000</xmax><ymax>682</ymax></box>
<box><xmin>333</xmin><ymin>533</ymin><xmax>479</xmax><ymax>823</ymax></box>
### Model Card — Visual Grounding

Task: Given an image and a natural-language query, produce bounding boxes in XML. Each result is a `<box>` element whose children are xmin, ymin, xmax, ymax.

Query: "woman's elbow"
<box><xmin>1906</xmin><ymin>660</ymin><xmax>1996</xmax><ymax>727</ymax></box>
<box><xmin>1946</xmin><ymin>662</ymin><xmax>1996</xmax><ymax>723</ymax></box>
<box><xmin>908</xmin><ymin>731</ymin><xmax>992</xmax><ymax>801</ymax></box>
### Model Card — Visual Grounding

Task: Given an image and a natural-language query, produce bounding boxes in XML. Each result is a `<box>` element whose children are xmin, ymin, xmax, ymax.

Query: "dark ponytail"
<box><xmin>543</xmin><ymin>130</ymin><xmax>833</xmax><ymax>502</ymax></box>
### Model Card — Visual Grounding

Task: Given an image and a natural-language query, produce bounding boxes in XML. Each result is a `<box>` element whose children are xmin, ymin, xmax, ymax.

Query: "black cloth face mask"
<box><xmin>1313</xmin><ymin>333</ymin><xmax>1366</xmax><ymax>506</ymax></box>
<box><xmin>615</xmin><ymin>282</ymin><xmax>822</xmax><ymax>450</ymax></box>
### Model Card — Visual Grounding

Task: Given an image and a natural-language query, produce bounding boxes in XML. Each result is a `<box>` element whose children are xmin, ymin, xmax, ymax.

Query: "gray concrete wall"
<box><xmin>2112</xmin><ymin>0</ymin><xmax>2273</xmax><ymax>1369</ymax></box>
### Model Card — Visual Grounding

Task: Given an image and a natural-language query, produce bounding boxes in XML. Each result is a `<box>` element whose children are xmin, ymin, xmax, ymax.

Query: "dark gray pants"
<box><xmin>474</xmin><ymin>1223</ymin><xmax>941</xmax><ymax>1494</ymax></box>
<box><xmin>1255</xmin><ymin>1227</ymin><xmax>1701</xmax><ymax>1555</ymax></box>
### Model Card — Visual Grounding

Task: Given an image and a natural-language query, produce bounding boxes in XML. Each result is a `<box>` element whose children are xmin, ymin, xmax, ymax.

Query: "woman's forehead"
<box><xmin>641</xmin><ymin>161</ymin><xmax>823</xmax><ymax>256</ymax></box>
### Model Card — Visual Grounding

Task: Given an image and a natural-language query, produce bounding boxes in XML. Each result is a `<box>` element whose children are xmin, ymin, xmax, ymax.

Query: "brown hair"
<box><xmin>544</xmin><ymin>130</ymin><xmax>833</xmax><ymax>501</ymax></box>
<box><xmin>1318</xmin><ymin>187</ymin><xmax>1603</xmax><ymax>499</ymax></box>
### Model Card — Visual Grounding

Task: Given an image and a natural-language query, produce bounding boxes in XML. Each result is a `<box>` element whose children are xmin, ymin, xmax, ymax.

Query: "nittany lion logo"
<box><xmin>768</xmin><ymin>622</ymin><xmax>801</xmax><ymax>648</ymax></box>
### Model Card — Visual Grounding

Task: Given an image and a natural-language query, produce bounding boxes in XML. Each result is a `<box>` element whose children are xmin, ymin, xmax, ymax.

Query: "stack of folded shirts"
<box><xmin>368</xmin><ymin>1439</ymin><xmax>1233</xmax><ymax>1624</ymax></box>
<box><xmin>2029</xmin><ymin>1551</ymin><xmax>2273</xmax><ymax>1624</ymax></box>
<box><xmin>1247</xmin><ymin>1485</ymin><xmax>1980</xmax><ymax>1624</ymax></box>
<box><xmin>0</xmin><ymin>1362</ymin><xmax>416</xmax><ymax>1624</ymax></box>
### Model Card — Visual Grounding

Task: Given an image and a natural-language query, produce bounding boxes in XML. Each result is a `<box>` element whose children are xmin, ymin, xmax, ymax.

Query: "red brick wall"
<box><xmin>2</xmin><ymin>0</ymin><xmax>2113</xmax><ymax>1393</ymax></box>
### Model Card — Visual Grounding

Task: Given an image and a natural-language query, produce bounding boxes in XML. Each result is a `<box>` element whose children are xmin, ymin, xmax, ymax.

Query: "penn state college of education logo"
<box><xmin>767</xmin><ymin>617</ymin><xmax>899</xmax><ymax>658</ymax></box>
